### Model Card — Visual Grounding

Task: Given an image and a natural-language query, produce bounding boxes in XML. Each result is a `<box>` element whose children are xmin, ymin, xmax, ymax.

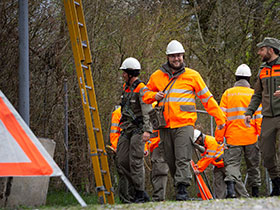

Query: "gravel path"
<box><xmin>98</xmin><ymin>197</ymin><xmax>280</xmax><ymax>210</ymax></box>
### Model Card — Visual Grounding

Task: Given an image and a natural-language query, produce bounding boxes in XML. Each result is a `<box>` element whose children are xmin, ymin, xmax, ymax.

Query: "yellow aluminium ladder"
<box><xmin>63</xmin><ymin>0</ymin><xmax>114</xmax><ymax>204</ymax></box>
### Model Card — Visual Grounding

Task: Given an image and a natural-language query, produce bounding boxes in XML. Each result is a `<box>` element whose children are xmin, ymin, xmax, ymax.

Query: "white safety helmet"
<box><xmin>166</xmin><ymin>40</ymin><xmax>185</xmax><ymax>55</ymax></box>
<box><xmin>120</xmin><ymin>57</ymin><xmax>141</xmax><ymax>70</ymax></box>
<box><xmin>193</xmin><ymin>129</ymin><xmax>202</xmax><ymax>143</ymax></box>
<box><xmin>235</xmin><ymin>64</ymin><xmax>252</xmax><ymax>77</ymax></box>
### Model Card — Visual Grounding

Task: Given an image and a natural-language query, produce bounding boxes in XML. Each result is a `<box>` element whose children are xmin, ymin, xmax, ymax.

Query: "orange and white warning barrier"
<box><xmin>0</xmin><ymin>91</ymin><xmax>86</xmax><ymax>206</ymax></box>
<box><xmin>191</xmin><ymin>160</ymin><xmax>213</xmax><ymax>200</ymax></box>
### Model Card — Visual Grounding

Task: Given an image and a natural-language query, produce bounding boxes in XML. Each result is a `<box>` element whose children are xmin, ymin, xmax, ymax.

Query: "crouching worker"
<box><xmin>192</xmin><ymin>129</ymin><xmax>249</xmax><ymax>199</ymax></box>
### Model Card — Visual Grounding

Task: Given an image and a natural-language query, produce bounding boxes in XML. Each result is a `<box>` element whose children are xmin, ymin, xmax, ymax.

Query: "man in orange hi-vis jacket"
<box><xmin>142</xmin><ymin>40</ymin><xmax>226</xmax><ymax>200</ymax></box>
<box><xmin>109</xmin><ymin>106</ymin><xmax>121</xmax><ymax>151</ymax></box>
<box><xmin>109</xmin><ymin>106</ymin><xmax>121</xmax><ymax>152</ymax></box>
<box><xmin>192</xmin><ymin>129</ymin><xmax>249</xmax><ymax>199</ymax></box>
<box><xmin>215</xmin><ymin>64</ymin><xmax>262</xmax><ymax>198</ymax></box>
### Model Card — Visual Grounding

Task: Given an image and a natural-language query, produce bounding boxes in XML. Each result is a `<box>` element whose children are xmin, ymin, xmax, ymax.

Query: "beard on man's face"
<box><xmin>168</xmin><ymin>61</ymin><xmax>184</xmax><ymax>71</ymax></box>
<box><xmin>262</xmin><ymin>52</ymin><xmax>272</xmax><ymax>62</ymax></box>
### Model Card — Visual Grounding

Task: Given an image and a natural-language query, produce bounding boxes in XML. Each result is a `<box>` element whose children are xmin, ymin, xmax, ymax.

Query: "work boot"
<box><xmin>270</xmin><ymin>177</ymin><xmax>280</xmax><ymax>196</ymax></box>
<box><xmin>176</xmin><ymin>183</ymin><xmax>189</xmax><ymax>201</ymax></box>
<box><xmin>134</xmin><ymin>190</ymin><xmax>147</xmax><ymax>203</ymax></box>
<box><xmin>225</xmin><ymin>181</ymin><xmax>237</xmax><ymax>198</ymax></box>
<box><xmin>252</xmin><ymin>186</ymin><xmax>259</xmax><ymax>197</ymax></box>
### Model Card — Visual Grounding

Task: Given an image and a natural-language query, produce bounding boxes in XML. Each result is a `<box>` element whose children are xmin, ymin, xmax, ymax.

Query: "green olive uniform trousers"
<box><xmin>159</xmin><ymin>126</ymin><xmax>193</xmax><ymax>187</ymax></box>
<box><xmin>259</xmin><ymin>116</ymin><xmax>280</xmax><ymax>179</ymax></box>
<box><xmin>116</xmin><ymin>129</ymin><xmax>145</xmax><ymax>192</ymax></box>
<box><xmin>151</xmin><ymin>142</ymin><xmax>169</xmax><ymax>201</ymax></box>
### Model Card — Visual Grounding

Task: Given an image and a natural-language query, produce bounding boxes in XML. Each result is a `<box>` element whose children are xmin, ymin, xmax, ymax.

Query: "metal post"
<box><xmin>210</xmin><ymin>116</ymin><xmax>213</xmax><ymax>136</ymax></box>
<box><xmin>197</xmin><ymin>110</ymin><xmax>214</xmax><ymax>135</ymax></box>
<box><xmin>266</xmin><ymin>169</ymin><xmax>272</xmax><ymax>196</ymax></box>
<box><xmin>244</xmin><ymin>173</ymin><xmax>248</xmax><ymax>187</ymax></box>
<box><xmin>18</xmin><ymin>0</ymin><xmax>29</xmax><ymax>126</ymax></box>
<box><xmin>64</xmin><ymin>79</ymin><xmax>69</xmax><ymax>180</ymax></box>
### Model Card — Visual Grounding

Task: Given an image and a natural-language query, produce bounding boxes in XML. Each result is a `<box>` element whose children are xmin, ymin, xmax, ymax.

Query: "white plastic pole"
<box><xmin>60</xmin><ymin>174</ymin><xmax>87</xmax><ymax>207</ymax></box>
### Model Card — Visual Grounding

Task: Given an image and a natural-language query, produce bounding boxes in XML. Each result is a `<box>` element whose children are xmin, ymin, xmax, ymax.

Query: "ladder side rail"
<box><xmin>83</xmin><ymin>66</ymin><xmax>115</xmax><ymax>203</ymax></box>
<box><xmin>64</xmin><ymin>0</ymin><xmax>106</xmax><ymax>204</ymax></box>
<box><xmin>64</xmin><ymin>0</ymin><xmax>82</xmax><ymax>62</ymax></box>
<box><xmin>65</xmin><ymin>0</ymin><xmax>85</xmax><ymax>62</ymax></box>
<box><xmin>75</xmin><ymin>0</ymin><xmax>115</xmax><ymax>204</ymax></box>
<box><xmin>75</xmin><ymin>0</ymin><xmax>92</xmax><ymax>64</ymax></box>
<box><xmin>83</xmin><ymin>64</ymin><xmax>115</xmax><ymax>197</ymax></box>
<box><xmin>67</xmin><ymin>38</ymin><xmax>106</xmax><ymax>204</ymax></box>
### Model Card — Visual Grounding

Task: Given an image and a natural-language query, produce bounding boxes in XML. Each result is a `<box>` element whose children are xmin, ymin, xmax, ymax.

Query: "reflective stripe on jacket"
<box><xmin>215</xmin><ymin>80</ymin><xmax>262</xmax><ymax>145</ymax></box>
<box><xmin>110</xmin><ymin>107</ymin><xmax>121</xmax><ymax>150</ymax></box>
<box><xmin>245</xmin><ymin>57</ymin><xmax>280</xmax><ymax>117</ymax></box>
<box><xmin>142</xmin><ymin>65</ymin><xmax>226</xmax><ymax>128</ymax></box>
<box><xmin>196</xmin><ymin>135</ymin><xmax>224</xmax><ymax>172</ymax></box>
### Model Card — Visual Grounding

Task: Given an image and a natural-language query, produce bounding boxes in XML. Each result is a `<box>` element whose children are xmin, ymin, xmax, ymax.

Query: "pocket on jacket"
<box><xmin>180</xmin><ymin>105</ymin><xmax>196</xmax><ymax>112</ymax></box>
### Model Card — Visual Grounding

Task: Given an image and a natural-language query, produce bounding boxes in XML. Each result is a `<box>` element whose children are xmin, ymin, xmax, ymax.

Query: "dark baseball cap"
<box><xmin>257</xmin><ymin>37</ymin><xmax>280</xmax><ymax>50</ymax></box>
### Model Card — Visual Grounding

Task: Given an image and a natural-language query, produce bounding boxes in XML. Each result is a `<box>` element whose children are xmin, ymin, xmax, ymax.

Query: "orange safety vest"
<box><xmin>215</xmin><ymin>84</ymin><xmax>262</xmax><ymax>145</ymax></box>
<box><xmin>109</xmin><ymin>107</ymin><xmax>121</xmax><ymax>150</ymax></box>
<box><xmin>110</xmin><ymin>105</ymin><xmax>156</xmax><ymax>153</ymax></box>
<box><xmin>196</xmin><ymin>135</ymin><xmax>224</xmax><ymax>173</ymax></box>
<box><xmin>145</xmin><ymin>102</ymin><xmax>160</xmax><ymax>153</ymax></box>
<box><xmin>142</xmin><ymin>68</ymin><xmax>226</xmax><ymax>128</ymax></box>
<box><xmin>259</xmin><ymin>64</ymin><xmax>280</xmax><ymax>80</ymax></box>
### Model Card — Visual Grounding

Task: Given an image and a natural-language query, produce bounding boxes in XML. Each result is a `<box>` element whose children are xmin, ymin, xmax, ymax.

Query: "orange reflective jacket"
<box><xmin>148</xmin><ymin>130</ymin><xmax>160</xmax><ymax>153</ymax></box>
<box><xmin>142</xmin><ymin>67</ymin><xmax>226</xmax><ymax>128</ymax></box>
<box><xmin>110</xmin><ymin>107</ymin><xmax>121</xmax><ymax>150</ymax></box>
<box><xmin>196</xmin><ymin>135</ymin><xmax>224</xmax><ymax>173</ymax></box>
<box><xmin>215</xmin><ymin>80</ymin><xmax>262</xmax><ymax>145</ymax></box>
<box><xmin>110</xmin><ymin>105</ymin><xmax>155</xmax><ymax>153</ymax></box>
<box><xmin>146</xmin><ymin>102</ymin><xmax>160</xmax><ymax>153</ymax></box>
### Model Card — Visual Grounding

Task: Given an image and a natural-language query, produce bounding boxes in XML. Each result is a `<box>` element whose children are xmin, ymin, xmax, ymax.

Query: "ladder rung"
<box><xmin>85</xmin><ymin>85</ymin><xmax>92</xmax><ymax>90</ymax></box>
<box><xmin>89</xmin><ymin>106</ymin><xmax>96</xmax><ymax>111</ymax></box>
<box><xmin>74</xmin><ymin>1</ymin><xmax>80</xmax><ymax>6</ymax></box>
<box><xmin>104</xmin><ymin>191</ymin><xmax>110</xmax><ymax>195</ymax></box>
<box><xmin>81</xmin><ymin>64</ymin><xmax>88</xmax><ymax>69</ymax></box>
<box><xmin>96</xmin><ymin>186</ymin><xmax>106</xmax><ymax>192</ymax></box>
<box><xmin>82</xmin><ymin>41</ymin><xmax>87</xmax><ymax>47</ymax></box>
<box><xmin>101</xmin><ymin>170</ymin><xmax>107</xmax><ymax>174</ymax></box>
<box><xmin>93</xmin><ymin>127</ymin><xmax>100</xmax><ymax>131</ymax></box>
<box><xmin>97</xmin><ymin>149</ymin><xmax>103</xmax><ymax>152</ymax></box>
<box><xmin>90</xmin><ymin>152</ymin><xmax>98</xmax><ymax>156</ymax></box>
<box><xmin>78</xmin><ymin>22</ymin><xmax>84</xmax><ymax>27</ymax></box>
